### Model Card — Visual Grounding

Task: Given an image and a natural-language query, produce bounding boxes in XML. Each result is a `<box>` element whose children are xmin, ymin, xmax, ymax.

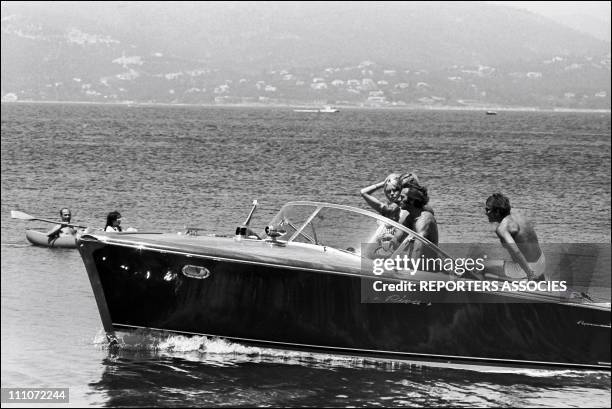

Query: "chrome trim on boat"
<box><xmin>181</xmin><ymin>265</ymin><xmax>211</xmax><ymax>279</ymax></box>
<box><xmin>577</xmin><ymin>320</ymin><xmax>611</xmax><ymax>329</ymax></box>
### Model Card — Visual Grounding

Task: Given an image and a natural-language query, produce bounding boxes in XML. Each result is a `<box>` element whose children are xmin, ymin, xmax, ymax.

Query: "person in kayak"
<box><xmin>105</xmin><ymin>211</ymin><xmax>123</xmax><ymax>232</ymax></box>
<box><xmin>104</xmin><ymin>211</ymin><xmax>138</xmax><ymax>232</ymax></box>
<box><xmin>47</xmin><ymin>208</ymin><xmax>77</xmax><ymax>239</ymax></box>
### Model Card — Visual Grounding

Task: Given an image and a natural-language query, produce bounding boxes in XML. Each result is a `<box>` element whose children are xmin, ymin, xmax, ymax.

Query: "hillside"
<box><xmin>1</xmin><ymin>2</ymin><xmax>610</xmax><ymax>109</ymax></box>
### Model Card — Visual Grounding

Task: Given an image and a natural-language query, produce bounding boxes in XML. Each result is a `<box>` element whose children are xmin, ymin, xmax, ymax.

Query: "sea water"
<box><xmin>1</xmin><ymin>103</ymin><xmax>610</xmax><ymax>407</ymax></box>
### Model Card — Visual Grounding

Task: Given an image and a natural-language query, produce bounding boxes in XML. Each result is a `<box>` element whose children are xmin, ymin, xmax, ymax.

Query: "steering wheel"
<box><xmin>459</xmin><ymin>269</ymin><xmax>485</xmax><ymax>281</ymax></box>
<box><xmin>372</xmin><ymin>233</ymin><xmax>398</xmax><ymax>258</ymax></box>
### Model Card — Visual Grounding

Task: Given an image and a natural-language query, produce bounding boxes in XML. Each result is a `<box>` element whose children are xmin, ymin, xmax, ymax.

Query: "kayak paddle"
<box><xmin>11</xmin><ymin>210</ymin><xmax>89</xmax><ymax>229</ymax></box>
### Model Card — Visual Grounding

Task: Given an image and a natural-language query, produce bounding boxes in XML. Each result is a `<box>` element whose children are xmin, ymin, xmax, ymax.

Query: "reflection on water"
<box><xmin>89</xmin><ymin>330</ymin><xmax>611</xmax><ymax>407</ymax></box>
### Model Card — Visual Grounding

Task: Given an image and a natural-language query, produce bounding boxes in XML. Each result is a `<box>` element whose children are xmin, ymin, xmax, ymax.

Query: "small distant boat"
<box><xmin>293</xmin><ymin>106</ymin><xmax>339</xmax><ymax>113</ymax></box>
<box><xmin>26</xmin><ymin>228</ymin><xmax>77</xmax><ymax>249</ymax></box>
<box><xmin>486</xmin><ymin>111</ymin><xmax>497</xmax><ymax>115</ymax></box>
<box><xmin>319</xmin><ymin>106</ymin><xmax>339</xmax><ymax>113</ymax></box>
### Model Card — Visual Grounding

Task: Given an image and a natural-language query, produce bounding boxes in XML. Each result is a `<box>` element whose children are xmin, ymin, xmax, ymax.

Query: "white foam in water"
<box><xmin>91</xmin><ymin>328</ymin><xmax>608</xmax><ymax>376</ymax></box>
<box><xmin>92</xmin><ymin>328</ymin><xmax>380</xmax><ymax>367</ymax></box>
<box><xmin>461</xmin><ymin>365</ymin><xmax>602</xmax><ymax>377</ymax></box>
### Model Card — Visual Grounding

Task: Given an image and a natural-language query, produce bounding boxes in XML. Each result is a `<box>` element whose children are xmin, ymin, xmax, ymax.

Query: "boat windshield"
<box><xmin>267</xmin><ymin>201</ymin><xmax>448</xmax><ymax>262</ymax></box>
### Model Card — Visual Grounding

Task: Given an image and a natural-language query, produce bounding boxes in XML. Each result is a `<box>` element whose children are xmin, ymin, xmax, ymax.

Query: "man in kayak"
<box><xmin>483</xmin><ymin>193</ymin><xmax>546</xmax><ymax>281</ymax></box>
<box><xmin>47</xmin><ymin>208</ymin><xmax>77</xmax><ymax>239</ymax></box>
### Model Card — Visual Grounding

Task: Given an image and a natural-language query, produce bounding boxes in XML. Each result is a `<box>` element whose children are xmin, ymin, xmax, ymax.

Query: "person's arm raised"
<box><xmin>360</xmin><ymin>181</ymin><xmax>386</xmax><ymax>213</ymax></box>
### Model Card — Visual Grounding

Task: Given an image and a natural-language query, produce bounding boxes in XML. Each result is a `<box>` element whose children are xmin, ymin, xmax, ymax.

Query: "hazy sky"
<box><xmin>489</xmin><ymin>1</ymin><xmax>611</xmax><ymax>40</ymax></box>
<box><xmin>2</xmin><ymin>1</ymin><xmax>610</xmax><ymax>42</ymax></box>
<box><xmin>492</xmin><ymin>1</ymin><xmax>610</xmax><ymax>19</ymax></box>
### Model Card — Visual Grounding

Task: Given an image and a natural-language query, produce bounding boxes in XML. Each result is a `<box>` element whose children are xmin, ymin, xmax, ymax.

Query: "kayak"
<box><xmin>25</xmin><ymin>228</ymin><xmax>77</xmax><ymax>249</ymax></box>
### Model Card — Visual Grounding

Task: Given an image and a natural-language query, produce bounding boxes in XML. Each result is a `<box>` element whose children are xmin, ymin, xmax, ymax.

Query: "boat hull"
<box><xmin>78</xmin><ymin>236</ymin><xmax>611</xmax><ymax>369</ymax></box>
<box><xmin>26</xmin><ymin>228</ymin><xmax>77</xmax><ymax>249</ymax></box>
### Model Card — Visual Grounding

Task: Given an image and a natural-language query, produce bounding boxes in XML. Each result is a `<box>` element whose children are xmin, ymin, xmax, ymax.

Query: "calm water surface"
<box><xmin>1</xmin><ymin>103</ymin><xmax>610</xmax><ymax>407</ymax></box>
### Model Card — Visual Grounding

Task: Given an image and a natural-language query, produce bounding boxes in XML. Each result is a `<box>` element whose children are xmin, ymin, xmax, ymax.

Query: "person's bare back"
<box><xmin>497</xmin><ymin>213</ymin><xmax>541</xmax><ymax>262</ymax></box>
<box><xmin>485</xmin><ymin>193</ymin><xmax>546</xmax><ymax>280</ymax></box>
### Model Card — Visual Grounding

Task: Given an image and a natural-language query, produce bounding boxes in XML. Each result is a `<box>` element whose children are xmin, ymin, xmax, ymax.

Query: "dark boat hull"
<box><xmin>78</xmin><ymin>236</ymin><xmax>611</xmax><ymax>369</ymax></box>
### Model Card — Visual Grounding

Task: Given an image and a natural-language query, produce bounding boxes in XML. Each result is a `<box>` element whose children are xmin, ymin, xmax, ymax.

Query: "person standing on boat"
<box><xmin>483</xmin><ymin>193</ymin><xmax>546</xmax><ymax>281</ymax></box>
<box><xmin>105</xmin><ymin>211</ymin><xmax>123</xmax><ymax>232</ymax></box>
<box><xmin>47</xmin><ymin>208</ymin><xmax>77</xmax><ymax>239</ymax></box>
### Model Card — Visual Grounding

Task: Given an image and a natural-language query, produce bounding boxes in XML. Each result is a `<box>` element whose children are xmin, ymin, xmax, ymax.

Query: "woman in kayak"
<box><xmin>105</xmin><ymin>211</ymin><xmax>123</xmax><ymax>232</ymax></box>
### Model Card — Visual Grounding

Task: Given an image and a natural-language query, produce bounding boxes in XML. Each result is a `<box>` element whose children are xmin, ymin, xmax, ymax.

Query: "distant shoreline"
<box><xmin>1</xmin><ymin>100</ymin><xmax>610</xmax><ymax>114</ymax></box>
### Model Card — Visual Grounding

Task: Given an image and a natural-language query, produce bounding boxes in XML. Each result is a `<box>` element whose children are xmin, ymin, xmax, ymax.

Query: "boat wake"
<box><xmin>93</xmin><ymin>328</ymin><xmax>357</xmax><ymax>361</ymax></box>
<box><xmin>92</xmin><ymin>329</ymin><xmax>608</xmax><ymax>377</ymax></box>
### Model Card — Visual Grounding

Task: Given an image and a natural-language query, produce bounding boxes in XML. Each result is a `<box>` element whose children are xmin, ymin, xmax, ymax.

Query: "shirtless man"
<box><xmin>47</xmin><ymin>208</ymin><xmax>77</xmax><ymax>239</ymax></box>
<box><xmin>484</xmin><ymin>193</ymin><xmax>545</xmax><ymax>280</ymax></box>
<box><xmin>400</xmin><ymin>187</ymin><xmax>438</xmax><ymax>242</ymax></box>
<box><xmin>388</xmin><ymin>186</ymin><xmax>439</xmax><ymax>265</ymax></box>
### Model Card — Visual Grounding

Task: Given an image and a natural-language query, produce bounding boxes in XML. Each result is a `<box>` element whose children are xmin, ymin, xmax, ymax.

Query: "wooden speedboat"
<box><xmin>77</xmin><ymin>201</ymin><xmax>610</xmax><ymax>369</ymax></box>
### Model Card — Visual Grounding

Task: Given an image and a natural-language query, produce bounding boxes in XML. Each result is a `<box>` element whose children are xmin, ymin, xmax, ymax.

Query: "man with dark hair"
<box><xmin>386</xmin><ymin>186</ymin><xmax>439</xmax><ymax>263</ymax></box>
<box><xmin>484</xmin><ymin>193</ymin><xmax>545</xmax><ymax>280</ymax></box>
<box><xmin>398</xmin><ymin>186</ymin><xmax>438</xmax><ymax>244</ymax></box>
